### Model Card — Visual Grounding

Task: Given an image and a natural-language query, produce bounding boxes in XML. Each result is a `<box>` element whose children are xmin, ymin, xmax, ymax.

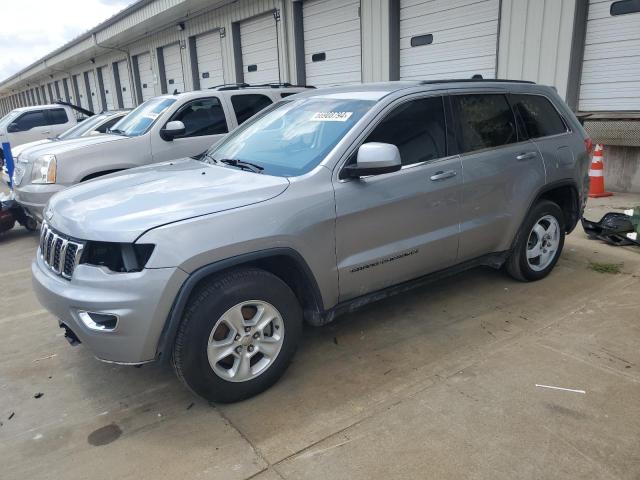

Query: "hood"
<box><xmin>21</xmin><ymin>134</ymin><xmax>127</xmax><ymax>160</ymax></box>
<box><xmin>47</xmin><ymin>158</ymin><xmax>290</xmax><ymax>242</ymax></box>
<box><xmin>12</xmin><ymin>139</ymin><xmax>51</xmax><ymax>159</ymax></box>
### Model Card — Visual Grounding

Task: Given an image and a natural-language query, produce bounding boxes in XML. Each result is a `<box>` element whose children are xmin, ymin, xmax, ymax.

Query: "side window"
<box><xmin>280</xmin><ymin>92</ymin><xmax>298</xmax><ymax>99</ymax></box>
<box><xmin>231</xmin><ymin>94</ymin><xmax>273</xmax><ymax>125</ymax></box>
<box><xmin>364</xmin><ymin>96</ymin><xmax>446</xmax><ymax>166</ymax></box>
<box><xmin>171</xmin><ymin>98</ymin><xmax>228</xmax><ymax>138</ymax></box>
<box><xmin>14</xmin><ymin>111</ymin><xmax>47</xmax><ymax>131</ymax></box>
<box><xmin>511</xmin><ymin>94</ymin><xmax>567</xmax><ymax>139</ymax></box>
<box><xmin>96</xmin><ymin>116</ymin><xmax>122</xmax><ymax>133</ymax></box>
<box><xmin>46</xmin><ymin>109</ymin><xmax>69</xmax><ymax>125</ymax></box>
<box><xmin>452</xmin><ymin>94</ymin><xmax>517</xmax><ymax>153</ymax></box>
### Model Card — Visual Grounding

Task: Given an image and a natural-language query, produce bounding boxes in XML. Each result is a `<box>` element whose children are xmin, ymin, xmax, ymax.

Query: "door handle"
<box><xmin>42</xmin><ymin>130</ymin><xmax>50</xmax><ymax>135</ymax></box>
<box><xmin>516</xmin><ymin>152</ymin><xmax>537</xmax><ymax>161</ymax></box>
<box><xmin>430</xmin><ymin>170</ymin><xmax>457</xmax><ymax>181</ymax></box>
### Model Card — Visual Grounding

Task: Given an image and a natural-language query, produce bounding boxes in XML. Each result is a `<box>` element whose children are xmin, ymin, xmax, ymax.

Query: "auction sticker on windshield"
<box><xmin>310</xmin><ymin>112</ymin><xmax>353</xmax><ymax>122</ymax></box>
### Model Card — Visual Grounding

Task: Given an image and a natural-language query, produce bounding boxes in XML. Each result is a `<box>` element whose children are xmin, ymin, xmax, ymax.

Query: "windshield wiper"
<box><xmin>219</xmin><ymin>158</ymin><xmax>264</xmax><ymax>174</ymax></box>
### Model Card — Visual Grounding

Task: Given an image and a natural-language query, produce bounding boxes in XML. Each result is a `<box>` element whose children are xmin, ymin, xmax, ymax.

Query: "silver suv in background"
<box><xmin>14</xmin><ymin>84</ymin><xmax>310</xmax><ymax>221</ymax></box>
<box><xmin>2</xmin><ymin>111</ymin><xmax>129</xmax><ymax>187</ymax></box>
<box><xmin>33</xmin><ymin>80</ymin><xmax>591</xmax><ymax>403</ymax></box>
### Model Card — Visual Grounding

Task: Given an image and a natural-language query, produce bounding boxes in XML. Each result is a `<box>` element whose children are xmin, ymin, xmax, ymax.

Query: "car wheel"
<box><xmin>506</xmin><ymin>200</ymin><xmax>565</xmax><ymax>282</ymax></box>
<box><xmin>172</xmin><ymin>268</ymin><xmax>302</xmax><ymax>403</ymax></box>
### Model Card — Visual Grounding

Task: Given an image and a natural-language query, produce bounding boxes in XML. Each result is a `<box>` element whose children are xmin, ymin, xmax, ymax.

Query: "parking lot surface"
<box><xmin>1</xmin><ymin>191</ymin><xmax>639</xmax><ymax>480</ymax></box>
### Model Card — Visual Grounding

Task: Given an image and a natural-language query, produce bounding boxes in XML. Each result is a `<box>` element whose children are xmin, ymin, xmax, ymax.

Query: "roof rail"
<box><xmin>209</xmin><ymin>82</ymin><xmax>316</xmax><ymax>91</ymax></box>
<box><xmin>419</xmin><ymin>78</ymin><xmax>536</xmax><ymax>85</ymax></box>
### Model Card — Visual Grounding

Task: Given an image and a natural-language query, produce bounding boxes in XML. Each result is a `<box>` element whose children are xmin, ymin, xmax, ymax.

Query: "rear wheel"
<box><xmin>172</xmin><ymin>268</ymin><xmax>302</xmax><ymax>403</ymax></box>
<box><xmin>506</xmin><ymin>200</ymin><xmax>565</xmax><ymax>282</ymax></box>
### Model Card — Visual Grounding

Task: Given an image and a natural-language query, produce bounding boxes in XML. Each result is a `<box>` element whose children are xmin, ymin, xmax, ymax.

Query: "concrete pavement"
<box><xmin>1</xmin><ymin>193</ymin><xmax>639</xmax><ymax>480</ymax></box>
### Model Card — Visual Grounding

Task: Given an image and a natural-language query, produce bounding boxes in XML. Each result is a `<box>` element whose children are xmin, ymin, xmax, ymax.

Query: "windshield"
<box><xmin>58</xmin><ymin>114</ymin><xmax>109</xmax><ymax>140</ymax></box>
<box><xmin>205</xmin><ymin>97</ymin><xmax>375</xmax><ymax>176</ymax></box>
<box><xmin>110</xmin><ymin>98</ymin><xmax>176</xmax><ymax>137</ymax></box>
<box><xmin>0</xmin><ymin>111</ymin><xmax>20</xmax><ymax>131</ymax></box>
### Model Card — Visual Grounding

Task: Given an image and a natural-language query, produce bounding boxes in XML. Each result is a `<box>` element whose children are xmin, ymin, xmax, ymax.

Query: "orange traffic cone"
<box><xmin>588</xmin><ymin>144</ymin><xmax>612</xmax><ymax>198</ymax></box>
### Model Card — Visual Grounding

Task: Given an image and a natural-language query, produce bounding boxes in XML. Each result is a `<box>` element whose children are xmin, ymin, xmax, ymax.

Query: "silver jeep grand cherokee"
<box><xmin>32</xmin><ymin>80</ymin><xmax>591</xmax><ymax>403</ymax></box>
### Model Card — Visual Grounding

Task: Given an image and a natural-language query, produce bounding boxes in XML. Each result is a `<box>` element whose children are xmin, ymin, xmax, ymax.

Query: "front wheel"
<box><xmin>506</xmin><ymin>200</ymin><xmax>565</xmax><ymax>282</ymax></box>
<box><xmin>172</xmin><ymin>268</ymin><xmax>302</xmax><ymax>403</ymax></box>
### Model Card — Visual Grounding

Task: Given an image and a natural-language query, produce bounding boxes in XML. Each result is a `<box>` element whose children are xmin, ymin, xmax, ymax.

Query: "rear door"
<box><xmin>333</xmin><ymin>94</ymin><xmax>462</xmax><ymax>301</ymax></box>
<box><xmin>151</xmin><ymin>96</ymin><xmax>229</xmax><ymax>162</ymax></box>
<box><xmin>451</xmin><ymin>92</ymin><xmax>544</xmax><ymax>261</ymax></box>
<box><xmin>44</xmin><ymin>108</ymin><xmax>73</xmax><ymax>137</ymax></box>
<box><xmin>228</xmin><ymin>93</ymin><xmax>273</xmax><ymax>127</ymax></box>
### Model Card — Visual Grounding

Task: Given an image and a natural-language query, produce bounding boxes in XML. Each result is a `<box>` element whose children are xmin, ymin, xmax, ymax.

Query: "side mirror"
<box><xmin>343</xmin><ymin>142</ymin><xmax>402</xmax><ymax>178</ymax></box>
<box><xmin>160</xmin><ymin>120</ymin><xmax>186</xmax><ymax>141</ymax></box>
<box><xmin>7</xmin><ymin>123</ymin><xmax>19</xmax><ymax>133</ymax></box>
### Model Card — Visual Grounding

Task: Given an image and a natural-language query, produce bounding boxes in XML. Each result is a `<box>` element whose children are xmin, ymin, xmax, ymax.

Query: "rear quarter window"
<box><xmin>46</xmin><ymin>108</ymin><xmax>69</xmax><ymax>125</ymax></box>
<box><xmin>511</xmin><ymin>94</ymin><xmax>567</xmax><ymax>139</ymax></box>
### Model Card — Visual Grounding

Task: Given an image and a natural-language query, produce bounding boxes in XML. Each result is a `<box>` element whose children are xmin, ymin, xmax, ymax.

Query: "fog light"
<box><xmin>78</xmin><ymin>311</ymin><xmax>118</xmax><ymax>331</ymax></box>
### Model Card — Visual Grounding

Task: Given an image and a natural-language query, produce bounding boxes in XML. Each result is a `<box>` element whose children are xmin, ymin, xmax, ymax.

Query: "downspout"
<box><xmin>92</xmin><ymin>33</ymin><xmax>137</xmax><ymax>106</ymax></box>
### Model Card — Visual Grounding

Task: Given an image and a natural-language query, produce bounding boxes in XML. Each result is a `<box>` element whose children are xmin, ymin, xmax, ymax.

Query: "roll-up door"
<box><xmin>303</xmin><ymin>0</ymin><xmax>361</xmax><ymax>87</ymax></box>
<box><xmin>116</xmin><ymin>60</ymin><xmax>134</xmax><ymax>108</ymax></box>
<box><xmin>40</xmin><ymin>85</ymin><xmax>47</xmax><ymax>104</ymax></box>
<box><xmin>195</xmin><ymin>31</ymin><xmax>225</xmax><ymax>89</ymax></box>
<box><xmin>161</xmin><ymin>43</ymin><xmax>185</xmax><ymax>94</ymax></box>
<box><xmin>579</xmin><ymin>0</ymin><xmax>640</xmax><ymax>111</ymax></box>
<box><xmin>240</xmin><ymin>12</ymin><xmax>281</xmax><ymax>84</ymax></box>
<box><xmin>62</xmin><ymin>78</ymin><xmax>71</xmax><ymax>103</ymax></box>
<box><xmin>54</xmin><ymin>81</ymin><xmax>61</xmax><ymax>100</ymax></box>
<box><xmin>85</xmin><ymin>70</ymin><xmax>99</xmax><ymax>111</ymax></box>
<box><xmin>399</xmin><ymin>0</ymin><xmax>499</xmax><ymax>80</ymax></box>
<box><xmin>74</xmin><ymin>74</ymin><xmax>89</xmax><ymax>110</ymax></box>
<box><xmin>98</xmin><ymin>66</ymin><xmax>115</xmax><ymax>111</ymax></box>
<box><xmin>136</xmin><ymin>52</ymin><xmax>155</xmax><ymax>101</ymax></box>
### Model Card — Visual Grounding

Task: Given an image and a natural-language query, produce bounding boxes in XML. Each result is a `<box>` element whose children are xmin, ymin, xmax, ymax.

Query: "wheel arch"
<box><xmin>80</xmin><ymin>168</ymin><xmax>125</xmax><ymax>182</ymax></box>
<box><xmin>155</xmin><ymin>248</ymin><xmax>325</xmax><ymax>361</ymax></box>
<box><xmin>510</xmin><ymin>180</ymin><xmax>580</xmax><ymax>251</ymax></box>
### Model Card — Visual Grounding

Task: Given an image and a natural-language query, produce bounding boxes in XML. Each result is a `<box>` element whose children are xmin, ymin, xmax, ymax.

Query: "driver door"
<box><xmin>7</xmin><ymin>110</ymin><xmax>51</xmax><ymax>146</ymax></box>
<box><xmin>333</xmin><ymin>95</ymin><xmax>462</xmax><ymax>302</ymax></box>
<box><xmin>151</xmin><ymin>97</ymin><xmax>230</xmax><ymax>162</ymax></box>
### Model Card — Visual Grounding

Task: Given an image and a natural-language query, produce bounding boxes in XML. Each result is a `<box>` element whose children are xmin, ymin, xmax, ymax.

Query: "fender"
<box><xmin>155</xmin><ymin>247</ymin><xmax>325</xmax><ymax>361</ymax></box>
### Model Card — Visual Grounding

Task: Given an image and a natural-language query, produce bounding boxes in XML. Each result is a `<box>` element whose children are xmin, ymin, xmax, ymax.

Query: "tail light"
<box><xmin>585</xmin><ymin>138</ymin><xmax>594</xmax><ymax>155</ymax></box>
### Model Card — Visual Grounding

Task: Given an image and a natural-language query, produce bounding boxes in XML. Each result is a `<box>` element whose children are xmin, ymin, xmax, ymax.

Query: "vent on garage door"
<box><xmin>159</xmin><ymin>43</ymin><xmax>185</xmax><ymax>94</ymax></box>
<box><xmin>303</xmin><ymin>0</ymin><xmax>361</xmax><ymax>87</ymax></box>
<box><xmin>238</xmin><ymin>11</ymin><xmax>281</xmax><ymax>84</ymax></box>
<box><xmin>97</xmin><ymin>66</ymin><xmax>115</xmax><ymax>111</ymax></box>
<box><xmin>579</xmin><ymin>0</ymin><xmax>640</xmax><ymax>111</ymax></box>
<box><xmin>398</xmin><ymin>0</ymin><xmax>500</xmax><ymax>81</ymax></box>
<box><xmin>134</xmin><ymin>52</ymin><xmax>155</xmax><ymax>102</ymax></box>
<box><xmin>192</xmin><ymin>30</ymin><xmax>225</xmax><ymax>89</ymax></box>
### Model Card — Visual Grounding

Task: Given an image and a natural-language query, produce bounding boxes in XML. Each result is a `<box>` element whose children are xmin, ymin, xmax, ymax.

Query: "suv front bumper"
<box><xmin>15</xmin><ymin>183</ymin><xmax>65</xmax><ymax>221</ymax></box>
<box><xmin>32</xmin><ymin>253</ymin><xmax>188</xmax><ymax>364</ymax></box>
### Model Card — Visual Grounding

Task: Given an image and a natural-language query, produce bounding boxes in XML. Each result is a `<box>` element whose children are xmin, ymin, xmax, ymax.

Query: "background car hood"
<box><xmin>20</xmin><ymin>134</ymin><xmax>126</xmax><ymax>160</ymax></box>
<box><xmin>12</xmin><ymin>139</ymin><xmax>51</xmax><ymax>159</ymax></box>
<box><xmin>47</xmin><ymin>159</ymin><xmax>290</xmax><ymax>242</ymax></box>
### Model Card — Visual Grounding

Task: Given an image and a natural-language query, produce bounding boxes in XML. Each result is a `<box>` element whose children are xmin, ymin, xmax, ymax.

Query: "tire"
<box><xmin>172</xmin><ymin>268</ymin><xmax>303</xmax><ymax>403</ymax></box>
<box><xmin>506</xmin><ymin>200</ymin><xmax>565</xmax><ymax>282</ymax></box>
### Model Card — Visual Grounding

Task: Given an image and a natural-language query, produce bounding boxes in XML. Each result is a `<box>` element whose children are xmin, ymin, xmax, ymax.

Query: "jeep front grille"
<box><xmin>39</xmin><ymin>223</ymin><xmax>84</xmax><ymax>279</ymax></box>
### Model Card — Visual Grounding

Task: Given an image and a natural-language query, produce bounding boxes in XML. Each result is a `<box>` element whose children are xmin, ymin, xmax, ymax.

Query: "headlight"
<box><xmin>32</xmin><ymin>154</ymin><xmax>57</xmax><ymax>184</ymax></box>
<box><xmin>81</xmin><ymin>242</ymin><xmax>155</xmax><ymax>272</ymax></box>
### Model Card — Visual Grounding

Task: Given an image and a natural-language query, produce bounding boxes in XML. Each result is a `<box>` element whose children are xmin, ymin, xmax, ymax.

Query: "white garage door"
<box><xmin>195</xmin><ymin>31</ymin><xmax>225</xmax><ymax>89</ymax></box>
<box><xmin>399</xmin><ymin>0</ymin><xmax>499</xmax><ymax>81</ymax></box>
<box><xmin>75</xmin><ymin>74</ymin><xmax>89</xmax><ymax>110</ymax></box>
<box><xmin>86</xmin><ymin>70</ymin><xmax>99</xmax><ymax>111</ymax></box>
<box><xmin>579</xmin><ymin>0</ymin><xmax>640</xmax><ymax>111</ymax></box>
<box><xmin>136</xmin><ymin>52</ymin><xmax>155</xmax><ymax>101</ymax></box>
<box><xmin>162</xmin><ymin>43</ymin><xmax>185</xmax><ymax>94</ymax></box>
<box><xmin>303</xmin><ymin>0</ymin><xmax>361</xmax><ymax>87</ymax></box>
<box><xmin>240</xmin><ymin>12</ymin><xmax>281</xmax><ymax>84</ymax></box>
<box><xmin>116</xmin><ymin>60</ymin><xmax>134</xmax><ymax>108</ymax></box>
<box><xmin>99</xmin><ymin>66</ymin><xmax>116</xmax><ymax>111</ymax></box>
